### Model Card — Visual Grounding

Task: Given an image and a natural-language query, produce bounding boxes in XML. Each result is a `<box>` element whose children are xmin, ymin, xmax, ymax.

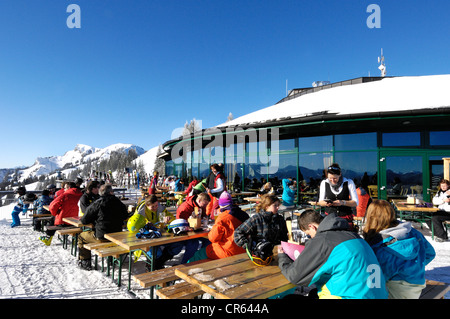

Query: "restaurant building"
<box><xmin>160</xmin><ymin>74</ymin><xmax>450</xmax><ymax>203</ymax></box>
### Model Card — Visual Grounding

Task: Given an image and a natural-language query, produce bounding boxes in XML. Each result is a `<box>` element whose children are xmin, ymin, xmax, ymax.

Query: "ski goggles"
<box><xmin>246</xmin><ymin>247</ymin><xmax>273</xmax><ymax>267</ymax></box>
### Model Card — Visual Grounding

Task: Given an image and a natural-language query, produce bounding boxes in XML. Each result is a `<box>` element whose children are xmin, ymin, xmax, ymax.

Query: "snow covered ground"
<box><xmin>0</xmin><ymin>202</ymin><xmax>449</xmax><ymax>299</ymax></box>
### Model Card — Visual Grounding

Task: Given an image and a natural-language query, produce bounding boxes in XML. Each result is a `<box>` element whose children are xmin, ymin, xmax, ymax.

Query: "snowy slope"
<box><xmin>133</xmin><ymin>146</ymin><xmax>160</xmax><ymax>175</ymax></box>
<box><xmin>15</xmin><ymin>143</ymin><xmax>146</xmax><ymax>183</ymax></box>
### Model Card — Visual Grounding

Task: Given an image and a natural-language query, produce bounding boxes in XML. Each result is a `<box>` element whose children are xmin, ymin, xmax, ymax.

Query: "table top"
<box><xmin>392</xmin><ymin>200</ymin><xmax>439</xmax><ymax>213</ymax></box>
<box><xmin>62</xmin><ymin>216</ymin><xmax>94</xmax><ymax>228</ymax></box>
<box><xmin>104</xmin><ymin>229</ymin><xmax>209</xmax><ymax>251</ymax></box>
<box><xmin>174</xmin><ymin>253</ymin><xmax>295</xmax><ymax>299</ymax></box>
<box><xmin>231</xmin><ymin>191</ymin><xmax>256</xmax><ymax>197</ymax></box>
<box><xmin>170</xmin><ymin>191</ymin><xmax>185</xmax><ymax>195</ymax></box>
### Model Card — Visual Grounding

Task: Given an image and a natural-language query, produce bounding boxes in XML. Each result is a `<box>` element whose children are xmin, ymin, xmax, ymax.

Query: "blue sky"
<box><xmin>0</xmin><ymin>0</ymin><xmax>449</xmax><ymax>168</ymax></box>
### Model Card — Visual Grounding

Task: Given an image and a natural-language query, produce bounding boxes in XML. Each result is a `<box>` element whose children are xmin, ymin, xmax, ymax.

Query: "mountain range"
<box><xmin>0</xmin><ymin>143</ymin><xmax>159</xmax><ymax>187</ymax></box>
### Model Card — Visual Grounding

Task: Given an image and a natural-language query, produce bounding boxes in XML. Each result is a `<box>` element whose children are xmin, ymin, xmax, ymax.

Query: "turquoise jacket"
<box><xmin>369</xmin><ymin>222</ymin><xmax>435</xmax><ymax>285</ymax></box>
<box><xmin>281</xmin><ymin>179</ymin><xmax>296</xmax><ymax>206</ymax></box>
<box><xmin>279</xmin><ymin>213</ymin><xmax>388</xmax><ymax>299</ymax></box>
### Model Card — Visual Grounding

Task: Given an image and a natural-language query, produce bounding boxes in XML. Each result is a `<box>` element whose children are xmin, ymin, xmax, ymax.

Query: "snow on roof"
<box><xmin>217</xmin><ymin>74</ymin><xmax>450</xmax><ymax>127</ymax></box>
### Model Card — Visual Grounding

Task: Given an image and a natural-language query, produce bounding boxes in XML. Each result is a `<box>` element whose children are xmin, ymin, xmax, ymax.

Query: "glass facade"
<box><xmin>164</xmin><ymin>128</ymin><xmax>450</xmax><ymax>203</ymax></box>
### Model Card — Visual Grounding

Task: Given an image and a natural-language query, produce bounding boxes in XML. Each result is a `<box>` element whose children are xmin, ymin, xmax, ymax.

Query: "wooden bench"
<box><xmin>55</xmin><ymin>227</ymin><xmax>83</xmax><ymax>256</ymax></box>
<box><xmin>34</xmin><ymin>216</ymin><xmax>54</xmax><ymax>232</ymax></box>
<box><xmin>132</xmin><ymin>259</ymin><xmax>210</xmax><ymax>299</ymax></box>
<box><xmin>83</xmin><ymin>242</ymin><xmax>121</xmax><ymax>271</ymax></box>
<box><xmin>155</xmin><ymin>281</ymin><xmax>204</xmax><ymax>299</ymax></box>
<box><xmin>91</xmin><ymin>245</ymin><xmax>130</xmax><ymax>287</ymax></box>
<box><xmin>420</xmin><ymin>280</ymin><xmax>450</xmax><ymax>299</ymax></box>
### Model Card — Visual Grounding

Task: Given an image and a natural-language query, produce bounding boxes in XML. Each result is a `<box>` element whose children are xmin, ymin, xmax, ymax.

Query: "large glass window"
<box><xmin>382</xmin><ymin>132</ymin><xmax>420</xmax><ymax>147</ymax></box>
<box><xmin>384</xmin><ymin>156</ymin><xmax>422</xmax><ymax>198</ymax></box>
<box><xmin>334</xmin><ymin>152</ymin><xmax>378</xmax><ymax>186</ymax></box>
<box><xmin>267</xmin><ymin>153</ymin><xmax>298</xmax><ymax>192</ymax></box>
<box><xmin>298</xmin><ymin>152</ymin><xmax>332</xmax><ymax>189</ymax></box>
<box><xmin>244</xmin><ymin>153</ymin><xmax>268</xmax><ymax>190</ymax></box>
<box><xmin>430</xmin><ymin>131</ymin><xmax>450</xmax><ymax>146</ymax></box>
<box><xmin>165</xmin><ymin>160</ymin><xmax>174</xmax><ymax>176</ymax></box>
<box><xmin>275</xmin><ymin>138</ymin><xmax>296</xmax><ymax>153</ymax></box>
<box><xmin>299</xmin><ymin>135</ymin><xmax>332</xmax><ymax>152</ymax></box>
<box><xmin>225</xmin><ymin>161</ymin><xmax>243</xmax><ymax>191</ymax></box>
<box><xmin>335</xmin><ymin>133</ymin><xmax>377</xmax><ymax>150</ymax></box>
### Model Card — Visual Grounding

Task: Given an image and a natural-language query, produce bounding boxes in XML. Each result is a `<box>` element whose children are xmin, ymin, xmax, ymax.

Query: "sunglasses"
<box><xmin>327</xmin><ymin>166</ymin><xmax>341</xmax><ymax>174</ymax></box>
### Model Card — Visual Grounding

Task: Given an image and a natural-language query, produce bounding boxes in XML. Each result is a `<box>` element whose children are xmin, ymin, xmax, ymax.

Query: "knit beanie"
<box><xmin>218</xmin><ymin>191</ymin><xmax>233</xmax><ymax>207</ymax></box>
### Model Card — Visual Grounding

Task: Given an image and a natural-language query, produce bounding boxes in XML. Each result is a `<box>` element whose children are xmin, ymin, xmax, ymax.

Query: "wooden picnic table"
<box><xmin>174</xmin><ymin>252</ymin><xmax>295</xmax><ymax>299</ymax></box>
<box><xmin>104</xmin><ymin>229</ymin><xmax>210</xmax><ymax>290</ymax></box>
<box><xmin>231</xmin><ymin>191</ymin><xmax>256</xmax><ymax>197</ymax></box>
<box><xmin>391</xmin><ymin>199</ymin><xmax>439</xmax><ymax>238</ymax></box>
<box><xmin>62</xmin><ymin>216</ymin><xmax>94</xmax><ymax>229</ymax></box>
<box><xmin>243</xmin><ymin>196</ymin><xmax>260</xmax><ymax>203</ymax></box>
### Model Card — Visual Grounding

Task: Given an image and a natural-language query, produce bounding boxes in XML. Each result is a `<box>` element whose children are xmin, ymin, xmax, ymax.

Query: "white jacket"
<box><xmin>432</xmin><ymin>190</ymin><xmax>450</xmax><ymax>212</ymax></box>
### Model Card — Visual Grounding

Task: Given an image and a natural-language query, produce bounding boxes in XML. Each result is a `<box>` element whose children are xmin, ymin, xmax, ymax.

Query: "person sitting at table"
<box><xmin>173</xmin><ymin>177</ymin><xmax>185</xmax><ymax>206</ymax></box>
<box><xmin>428</xmin><ymin>178</ymin><xmax>450</xmax><ymax>242</ymax></box>
<box><xmin>280</xmin><ymin>178</ymin><xmax>296</xmax><ymax>210</ymax></box>
<box><xmin>187</xmin><ymin>191</ymin><xmax>249</xmax><ymax>262</ymax></box>
<box><xmin>316</xmin><ymin>163</ymin><xmax>359</xmax><ymax>231</ymax></box>
<box><xmin>278</xmin><ymin>209</ymin><xmax>388</xmax><ymax>299</ymax></box>
<box><xmin>148</xmin><ymin>171</ymin><xmax>161</xmax><ymax>195</ymax></box>
<box><xmin>32</xmin><ymin>189</ymin><xmax>53</xmax><ymax>231</ymax></box>
<box><xmin>176</xmin><ymin>192</ymin><xmax>211</xmax><ymax>220</ymax></box>
<box><xmin>127</xmin><ymin>194</ymin><xmax>181</xmax><ymax>270</ymax></box>
<box><xmin>77</xmin><ymin>184</ymin><xmax>129</xmax><ymax>270</ymax></box>
<box><xmin>258</xmin><ymin>182</ymin><xmax>274</xmax><ymax>196</ymax></box>
<box><xmin>192</xmin><ymin>178</ymin><xmax>207</xmax><ymax>195</ymax></box>
<box><xmin>362</xmin><ymin>200</ymin><xmax>435</xmax><ymax>298</ymax></box>
<box><xmin>40</xmin><ymin>181</ymin><xmax>83</xmax><ymax>246</ymax></box>
<box><xmin>128</xmin><ymin>194</ymin><xmax>175</xmax><ymax>232</ymax></box>
<box><xmin>184</xmin><ymin>177</ymin><xmax>199</xmax><ymax>196</ymax></box>
<box><xmin>55</xmin><ymin>181</ymin><xmax>68</xmax><ymax>198</ymax></box>
<box><xmin>234</xmin><ymin>194</ymin><xmax>288</xmax><ymax>264</ymax></box>
<box><xmin>78</xmin><ymin>180</ymin><xmax>100</xmax><ymax>216</ymax></box>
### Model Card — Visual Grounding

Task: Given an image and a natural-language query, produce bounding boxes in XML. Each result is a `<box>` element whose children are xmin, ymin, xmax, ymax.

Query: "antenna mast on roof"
<box><xmin>378</xmin><ymin>48</ymin><xmax>386</xmax><ymax>77</ymax></box>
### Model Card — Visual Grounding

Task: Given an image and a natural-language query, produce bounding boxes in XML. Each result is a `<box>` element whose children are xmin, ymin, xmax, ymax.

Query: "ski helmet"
<box><xmin>127</xmin><ymin>213</ymin><xmax>147</xmax><ymax>233</ymax></box>
<box><xmin>168</xmin><ymin>219</ymin><xmax>190</xmax><ymax>235</ymax></box>
<box><xmin>23</xmin><ymin>193</ymin><xmax>37</xmax><ymax>202</ymax></box>
<box><xmin>15</xmin><ymin>186</ymin><xmax>27</xmax><ymax>196</ymax></box>
<box><xmin>245</xmin><ymin>240</ymin><xmax>274</xmax><ymax>266</ymax></box>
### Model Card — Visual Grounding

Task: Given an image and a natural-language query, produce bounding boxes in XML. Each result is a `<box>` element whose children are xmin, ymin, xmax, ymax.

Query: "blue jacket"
<box><xmin>34</xmin><ymin>195</ymin><xmax>53</xmax><ymax>214</ymax></box>
<box><xmin>370</xmin><ymin>222</ymin><xmax>435</xmax><ymax>286</ymax></box>
<box><xmin>281</xmin><ymin>179</ymin><xmax>296</xmax><ymax>206</ymax></box>
<box><xmin>174</xmin><ymin>179</ymin><xmax>184</xmax><ymax>192</ymax></box>
<box><xmin>279</xmin><ymin>213</ymin><xmax>388</xmax><ymax>299</ymax></box>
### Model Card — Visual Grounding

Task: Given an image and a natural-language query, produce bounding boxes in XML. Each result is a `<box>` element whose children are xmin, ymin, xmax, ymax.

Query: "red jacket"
<box><xmin>356</xmin><ymin>187</ymin><xmax>371</xmax><ymax>217</ymax></box>
<box><xmin>184</xmin><ymin>180</ymin><xmax>199</xmax><ymax>195</ymax></box>
<box><xmin>176</xmin><ymin>195</ymin><xmax>207</xmax><ymax>220</ymax></box>
<box><xmin>206</xmin><ymin>206</ymin><xmax>249</xmax><ymax>259</ymax></box>
<box><xmin>148</xmin><ymin>176</ymin><xmax>158</xmax><ymax>194</ymax></box>
<box><xmin>49</xmin><ymin>187</ymin><xmax>83</xmax><ymax>225</ymax></box>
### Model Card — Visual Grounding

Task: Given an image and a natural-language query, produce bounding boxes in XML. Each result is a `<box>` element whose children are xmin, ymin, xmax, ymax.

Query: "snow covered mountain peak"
<box><xmin>13</xmin><ymin>143</ymin><xmax>146</xmax><ymax>183</ymax></box>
